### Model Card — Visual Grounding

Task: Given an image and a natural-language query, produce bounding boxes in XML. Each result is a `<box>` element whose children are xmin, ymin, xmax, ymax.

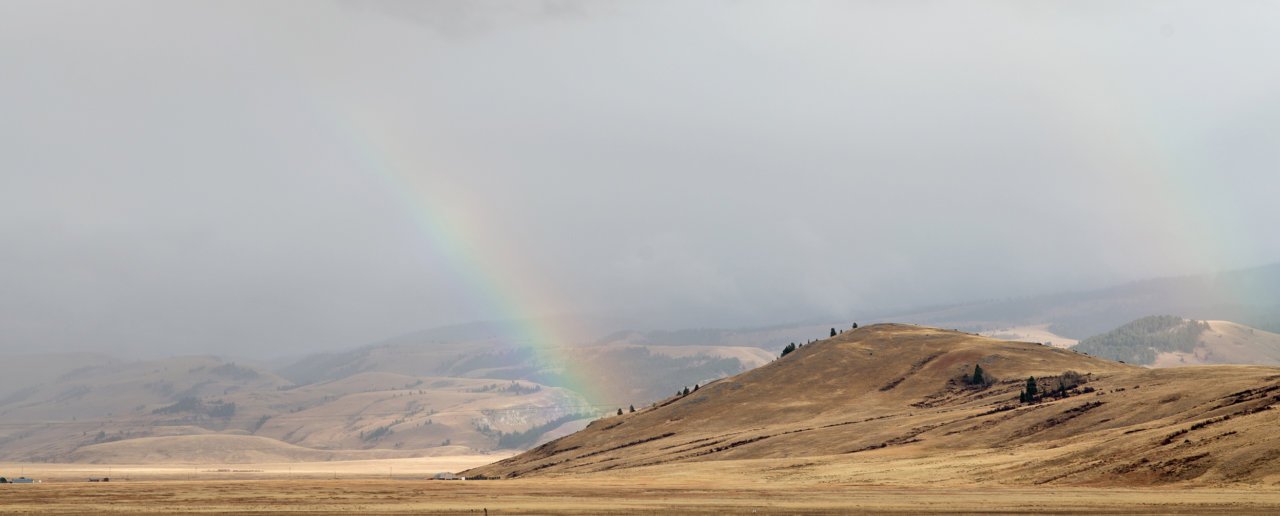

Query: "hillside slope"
<box><xmin>63</xmin><ymin>434</ymin><xmax>426</xmax><ymax>464</ymax></box>
<box><xmin>1075</xmin><ymin>316</ymin><xmax>1280</xmax><ymax>367</ymax></box>
<box><xmin>1155</xmin><ymin>320</ymin><xmax>1280</xmax><ymax>367</ymax></box>
<box><xmin>464</xmin><ymin>324</ymin><xmax>1280</xmax><ymax>486</ymax></box>
<box><xmin>278</xmin><ymin>338</ymin><xmax>761</xmax><ymax>407</ymax></box>
<box><xmin>0</xmin><ymin>356</ymin><xmax>591</xmax><ymax>462</ymax></box>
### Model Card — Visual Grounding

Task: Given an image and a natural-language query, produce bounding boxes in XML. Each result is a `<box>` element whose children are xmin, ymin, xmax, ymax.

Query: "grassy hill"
<box><xmin>62</xmin><ymin>434</ymin><xmax>426</xmax><ymax>464</ymax></box>
<box><xmin>0</xmin><ymin>356</ymin><xmax>592</xmax><ymax>463</ymax></box>
<box><xmin>1074</xmin><ymin>316</ymin><xmax>1210</xmax><ymax>364</ymax></box>
<box><xmin>464</xmin><ymin>324</ymin><xmax>1280</xmax><ymax>486</ymax></box>
<box><xmin>0</xmin><ymin>322</ymin><xmax>770</xmax><ymax>463</ymax></box>
<box><xmin>276</xmin><ymin>338</ymin><xmax>767</xmax><ymax>407</ymax></box>
<box><xmin>1075</xmin><ymin>317</ymin><xmax>1280</xmax><ymax>367</ymax></box>
<box><xmin>0</xmin><ymin>352</ymin><xmax>122</xmax><ymax>400</ymax></box>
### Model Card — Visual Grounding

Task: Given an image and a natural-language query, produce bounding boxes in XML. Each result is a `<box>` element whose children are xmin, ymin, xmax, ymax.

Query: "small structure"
<box><xmin>430</xmin><ymin>472</ymin><xmax>464</xmax><ymax>480</ymax></box>
<box><xmin>9</xmin><ymin>477</ymin><xmax>37</xmax><ymax>484</ymax></box>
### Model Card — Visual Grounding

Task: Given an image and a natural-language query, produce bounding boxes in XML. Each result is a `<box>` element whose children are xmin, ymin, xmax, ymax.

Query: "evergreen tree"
<box><xmin>852</xmin><ymin>322</ymin><xmax>858</xmax><ymax>329</ymax></box>
<box><xmin>1019</xmin><ymin>390</ymin><xmax>1027</xmax><ymax>403</ymax></box>
<box><xmin>682</xmin><ymin>386</ymin><xmax>690</xmax><ymax>396</ymax></box>
<box><xmin>1025</xmin><ymin>376</ymin><xmax>1038</xmax><ymax>399</ymax></box>
<box><xmin>781</xmin><ymin>342</ymin><xmax>797</xmax><ymax>357</ymax></box>
<box><xmin>971</xmin><ymin>364</ymin><xmax>985</xmax><ymax>385</ymax></box>
<box><xmin>831</xmin><ymin>328</ymin><xmax>837</xmax><ymax>337</ymax></box>
<box><xmin>629</xmin><ymin>405</ymin><xmax>635</xmax><ymax>413</ymax></box>
<box><xmin>694</xmin><ymin>384</ymin><xmax>699</xmax><ymax>391</ymax></box>
<box><xmin>617</xmin><ymin>408</ymin><xmax>623</xmax><ymax>416</ymax></box>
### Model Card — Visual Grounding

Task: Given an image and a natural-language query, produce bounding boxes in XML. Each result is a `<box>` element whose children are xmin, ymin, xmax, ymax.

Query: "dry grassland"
<box><xmin>3</xmin><ymin>476</ymin><xmax>1280</xmax><ymax>514</ymax></box>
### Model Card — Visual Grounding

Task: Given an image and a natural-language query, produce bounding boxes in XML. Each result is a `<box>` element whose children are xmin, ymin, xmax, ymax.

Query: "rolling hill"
<box><xmin>464</xmin><ymin>324</ymin><xmax>1280</xmax><ymax>486</ymax></box>
<box><xmin>0</xmin><ymin>318</ymin><xmax>773</xmax><ymax>463</ymax></box>
<box><xmin>277</xmin><ymin>337</ymin><xmax>768</xmax><ymax>407</ymax></box>
<box><xmin>1075</xmin><ymin>316</ymin><xmax>1280</xmax><ymax>367</ymax></box>
<box><xmin>1177</xmin><ymin>320</ymin><xmax>1280</xmax><ymax>366</ymax></box>
<box><xmin>0</xmin><ymin>352</ymin><xmax>122</xmax><ymax>400</ymax></box>
<box><xmin>0</xmin><ymin>355</ymin><xmax>591</xmax><ymax>463</ymax></box>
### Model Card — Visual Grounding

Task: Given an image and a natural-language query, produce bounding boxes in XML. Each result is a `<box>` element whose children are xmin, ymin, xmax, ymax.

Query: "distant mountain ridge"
<box><xmin>0</xmin><ymin>354</ymin><xmax>591</xmax><ymax>463</ymax></box>
<box><xmin>879</xmin><ymin>262</ymin><xmax>1280</xmax><ymax>338</ymax></box>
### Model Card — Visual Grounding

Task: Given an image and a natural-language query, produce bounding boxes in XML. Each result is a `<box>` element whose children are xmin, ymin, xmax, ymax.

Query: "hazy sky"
<box><xmin>3</xmin><ymin>1</ymin><xmax>1279</xmax><ymax>357</ymax></box>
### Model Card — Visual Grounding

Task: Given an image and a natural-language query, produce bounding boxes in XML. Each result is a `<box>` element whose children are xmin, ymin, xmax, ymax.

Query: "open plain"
<box><xmin>3</xmin><ymin>472</ymin><xmax>1280</xmax><ymax>514</ymax></box>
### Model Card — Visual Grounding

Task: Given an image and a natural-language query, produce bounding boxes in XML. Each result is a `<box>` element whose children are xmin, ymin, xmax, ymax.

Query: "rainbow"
<box><xmin>330</xmin><ymin>109</ymin><xmax>608</xmax><ymax>411</ymax></box>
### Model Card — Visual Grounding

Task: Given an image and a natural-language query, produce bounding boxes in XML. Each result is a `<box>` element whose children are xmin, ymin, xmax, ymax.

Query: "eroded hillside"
<box><xmin>0</xmin><ymin>356</ymin><xmax>589</xmax><ymax>463</ymax></box>
<box><xmin>465</xmin><ymin>324</ymin><xmax>1280</xmax><ymax>486</ymax></box>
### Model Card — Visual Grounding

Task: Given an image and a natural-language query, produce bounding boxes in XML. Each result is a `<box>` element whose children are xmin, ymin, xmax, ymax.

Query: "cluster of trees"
<box><xmin>151</xmin><ymin>397</ymin><xmax>236</xmax><ymax>418</ymax></box>
<box><xmin>208</xmin><ymin>362</ymin><xmax>260</xmax><ymax>381</ymax></box>
<box><xmin>780</xmin><ymin>323</ymin><xmax>859</xmax><ymax>358</ymax></box>
<box><xmin>361</xmin><ymin>425</ymin><xmax>393</xmax><ymax>442</ymax></box>
<box><xmin>494</xmin><ymin>413</ymin><xmax>587</xmax><ymax>449</ymax></box>
<box><xmin>469</xmin><ymin>381</ymin><xmax>544</xmax><ymax>395</ymax></box>
<box><xmin>1018</xmin><ymin>377</ymin><xmax>1039</xmax><ymax>403</ymax></box>
<box><xmin>830</xmin><ymin>323</ymin><xmax>860</xmax><ymax>337</ymax></box>
<box><xmin>1019</xmin><ymin>371</ymin><xmax>1088</xmax><ymax>403</ymax></box>
<box><xmin>207</xmin><ymin>401</ymin><xmax>236</xmax><ymax>418</ymax></box>
<box><xmin>961</xmin><ymin>364</ymin><xmax>995</xmax><ymax>387</ymax></box>
<box><xmin>676</xmin><ymin>384</ymin><xmax>700</xmax><ymax>397</ymax></box>
<box><xmin>1074</xmin><ymin>316</ymin><xmax>1210</xmax><ymax>365</ymax></box>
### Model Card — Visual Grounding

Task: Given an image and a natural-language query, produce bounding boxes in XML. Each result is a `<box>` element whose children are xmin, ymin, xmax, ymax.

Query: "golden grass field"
<box><xmin>3</xmin><ymin>471</ymin><xmax>1280</xmax><ymax>514</ymax></box>
<box><xmin>4</xmin><ymin>451</ymin><xmax>1280</xmax><ymax>514</ymax></box>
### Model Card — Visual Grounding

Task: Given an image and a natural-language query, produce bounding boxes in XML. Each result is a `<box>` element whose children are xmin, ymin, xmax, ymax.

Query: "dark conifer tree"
<box><xmin>831</xmin><ymin>328</ymin><xmax>837</xmax><ymax>337</ymax></box>
<box><xmin>971</xmin><ymin>364</ymin><xmax>985</xmax><ymax>385</ymax></box>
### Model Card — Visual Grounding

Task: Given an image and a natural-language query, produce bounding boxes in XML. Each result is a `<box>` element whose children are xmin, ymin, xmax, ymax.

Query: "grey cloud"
<box><xmin>2</xmin><ymin>1</ymin><xmax>1278</xmax><ymax>356</ymax></box>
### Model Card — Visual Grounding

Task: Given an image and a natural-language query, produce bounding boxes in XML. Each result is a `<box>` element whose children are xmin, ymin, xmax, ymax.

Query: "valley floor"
<box><xmin>4</xmin><ymin>457</ymin><xmax>1280</xmax><ymax>515</ymax></box>
<box><xmin>0</xmin><ymin>456</ymin><xmax>508</xmax><ymax>483</ymax></box>
<box><xmin>2</xmin><ymin>478</ymin><xmax>1280</xmax><ymax>514</ymax></box>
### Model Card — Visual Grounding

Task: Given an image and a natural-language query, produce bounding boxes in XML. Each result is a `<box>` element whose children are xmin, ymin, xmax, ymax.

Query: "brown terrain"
<box><xmin>467</xmin><ymin>324</ymin><xmax>1280</xmax><ymax>486</ymax></box>
<box><xmin>1151</xmin><ymin>320</ymin><xmax>1280</xmax><ymax>367</ymax></box>
<box><xmin>0</xmin><ymin>341</ymin><xmax>768</xmax><ymax>463</ymax></box>
<box><xmin>0</xmin><ymin>355</ymin><xmax>589</xmax><ymax>463</ymax></box>
<box><xmin>5</xmin><ymin>323</ymin><xmax>1280</xmax><ymax>513</ymax></box>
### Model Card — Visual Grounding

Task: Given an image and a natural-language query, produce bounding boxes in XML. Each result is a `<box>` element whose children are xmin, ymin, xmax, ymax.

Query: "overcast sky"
<box><xmin>3</xmin><ymin>1</ymin><xmax>1279</xmax><ymax>357</ymax></box>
